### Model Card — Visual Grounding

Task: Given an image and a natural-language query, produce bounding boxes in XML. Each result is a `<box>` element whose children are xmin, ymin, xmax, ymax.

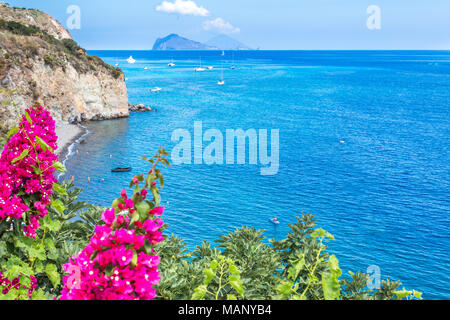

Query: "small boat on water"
<box><xmin>151</xmin><ymin>87</ymin><xmax>162</xmax><ymax>92</ymax></box>
<box><xmin>269</xmin><ymin>218</ymin><xmax>280</xmax><ymax>225</ymax></box>
<box><xmin>230</xmin><ymin>53</ymin><xmax>236</xmax><ymax>69</ymax></box>
<box><xmin>127</xmin><ymin>56</ymin><xmax>136</xmax><ymax>64</ymax></box>
<box><xmin>112</xmin><ymin>167</ymin><xmax>132</xmax><ymax>173</ymax></box>
<box><xmin>168</xmin><ymin>58</ymin><xmax>175</xmax><ymax>67</ymax></box>
<box><xmin>195</xmin><ymin>57</ymin><xmax>206</xmax><ymax>72</ymax></box>
<box><xmin>207</xmin><ymin>66</ymin><xmax>214</xmax><ymax>70</ymax></box>
<box><xmin>218</xmin><ymin>64</ymin><xmax>225</xmax><ymax>85</ymax></box>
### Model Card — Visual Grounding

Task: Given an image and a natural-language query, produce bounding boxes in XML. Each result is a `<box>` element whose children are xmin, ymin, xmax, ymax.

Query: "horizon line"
<box><xmin>85</xmin><ymin>49</ymin><xmax>450</xmax><ymax>52</ymax></box>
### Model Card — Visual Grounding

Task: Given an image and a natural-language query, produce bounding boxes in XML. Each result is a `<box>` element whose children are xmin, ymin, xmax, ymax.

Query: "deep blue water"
<box><xmin>62</xmin><ymin>51</ymin><xmax>450</xmax><ymax>299</ymax></box>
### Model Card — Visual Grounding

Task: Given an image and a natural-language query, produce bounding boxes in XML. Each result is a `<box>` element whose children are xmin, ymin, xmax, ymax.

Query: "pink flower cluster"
<box><xmin>0</xmin><ymin>105</ymin><xmax>58</xmax><ymax>238</ymax></box>
<box><xmin>0</xmin><ymin>271</ymin><xmax>37</xmax><ymax>299</ymax></box>
<box><xmin>60</xmin><ymin>189</ymin><xmax>165</xmax><ymax>300</ymax></box>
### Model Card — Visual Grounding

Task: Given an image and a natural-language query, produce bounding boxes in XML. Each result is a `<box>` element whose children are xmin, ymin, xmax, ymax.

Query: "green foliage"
<box><xmin>0</xmin><ymin>17</ymin><xmax>122</xmax><ymax>78</ymax></box>
<box><xmin>192</xmin><ymin>256</ymin><xmax>246</xmax><ymax>300</ymax></box>
<box><xmin>0</xmin><ymin>18</ymin><xmax>41</xmax><ymax>36</ymax></box>
<box><xmin>0</xmin><ymin>179</ymin><xmax>105</xmax><ymax>299</ymax></box>
<box><xmin>154</xmin><ymin>212</ymin><xmax>422</xmax><ymax>301</ymax></box>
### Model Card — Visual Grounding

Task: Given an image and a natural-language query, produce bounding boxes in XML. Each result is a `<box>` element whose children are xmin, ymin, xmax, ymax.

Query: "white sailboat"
<box><xmin>218</xmin><ymin>64</ymin><xmax>225</xmax><ymax>86</ymax></box>
<box><xmin>230</xmin><ymin>53</ymin><xmax>236</xmax><ymax>69</ymax></box>
<box><xmin>168</xmin><ymin>57</ymin><xmax>175</xmax><ymax>67</ymax></box>
<box><xmin>195</xmin><ymin>57</ymin><xmax>206</xmax><ymax>72</ymax></box>
<box><xmin>126</xmin><ymin>56</ymin><xmax>136</xmax><ymax>64</ymax></box>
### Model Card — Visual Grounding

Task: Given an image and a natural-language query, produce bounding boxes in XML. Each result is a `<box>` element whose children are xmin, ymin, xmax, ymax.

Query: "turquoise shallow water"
<box><xmin>62</xmin><ymin>51</ymin><xmax>450</xmax><ymax>299</ymax></box>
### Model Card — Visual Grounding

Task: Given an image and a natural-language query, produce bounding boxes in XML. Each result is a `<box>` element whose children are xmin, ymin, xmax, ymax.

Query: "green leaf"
<box><xmin>42</xmin><ymin>215</ymin><xmax>62</xmax><ymax>232</ymax></box>
<box><xmin>210</xmin><ymin>260</ymin><xmax>219</xmax><ymax>271</ymax></box>
<box><xmin>51</xmin><ymin>200</ymin><xmax>65</xmax><ymax>214</ymax></box>
<box><xmin>136</xmin><ymin>201</ymin><xmax>150</xmax><ymax>220</ymax></box>
<box><xmin>130</xmin><ymin>211</ymin><xmax>140</xmax><ymax>226</ymax></box>
<box><xmin>28</xmin><ymin>246</ymin><xmax>46</xmax><ymax>261</ymax></box>
<box><xmin>131</xmin><ymin>251</ymin><xmax>138</xmax><ymax>268</ymax></box>
<box><xmin>151</xmin><ymin>187</ymin><xmax>161</xmax><ymax>206</ymax></box>
<box><xmin>227</xmin><ymin>294</ymin><xmax>237</xmax><ymax>300</ymax></box>
<box><xmin>0</xmin><ymin>242</ymin><xmax>6</xmax><ymax>256</ymax></box>
<box><xmin>34</xmin><ymin>260</ymin><xmax>44</xmax><ymax>273</ymax></box>
<box><xmin>45</xmin><ymin>264</ymin><xmax>60</xmax><ymax>289</ymax></box>
<box><xmin>413</xmin><ymin>290</ymin><xmax>423</xmax><ymax>300</ymax></box>
<box><xmin>12</xmin><ymin>149</ymin><xmax>29</xmax><ymax>164</ymax></box>
<box><xmin>159</xmin><ymin>174</ymin><xmax>164</xmax><ymax>189</ymax></box>
<box><xmin>277</xmin><ymin>281</ymin><xmax>294</xmax><ymax>297</ymax></box>
<box><xmin>203</xmin><ymin>268</ymin><xmax>216</xmax><ymax>286</ymax></box>
<box><xmin>7</xmin><ymin>126</ymin><xmax>18</xmax><ymax>137</ymax></box>
<box><xmin>35</xmin><ymin>136</ymin><xmax>53</xmax><ymax>152</ymax></box>
<box><xmin>229</xmin><ymin>275</ymin><xmax>245</xmax><ymax>297</ymax></box>
<box><xmin>393</xmin><ymin>289</ymin><xmax>413</xmax><ymax>299</ymax></box>
<box><xmin>24</xmin><ymin>111</ymin><xmax>33</xmax><ymax>124</ymax></box>
<box><xmin>53</xmin><ymin>183</ymin><xmax>68</xmax><ymax>195</ymax></box>
<box><xmin>51</xmin><ymin>161</ymin><xmax>66</xmax><ymax>173</ymax></box>
<box><xmin>288</xmin><ymin>254</ymin><xmax>305</xmax><ymax>281</ymax></box>
<box><xmin>192</xmin><ymin>285</ymin><xmax>207</xmax><ymax>300</ymax></box>
<box><xmin>44</xmin><ymin>238</ymin><xmax>55</xmax><ymax>251</ymax></box>
<box><xmin>322</xmin><ymin>255</ymin><xmax>342</xmax><ymax>300</ymax></box>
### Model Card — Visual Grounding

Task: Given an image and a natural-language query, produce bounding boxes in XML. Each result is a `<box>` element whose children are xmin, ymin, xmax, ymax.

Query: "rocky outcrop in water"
<box><xmin>0</xmin><ymin>3</ymin><xmax>129</xmax><ymax>130</ymax></box>
<box><xmin>128</xmin><ymin>103</ymin><xmax>155</xmax><ymax>113</ymax></box>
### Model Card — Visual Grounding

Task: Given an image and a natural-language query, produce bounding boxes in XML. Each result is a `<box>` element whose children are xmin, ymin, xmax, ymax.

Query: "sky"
<box><xmin>5</xmin><ymin>0</ymin><xmax>450</xmax><ymax>50</ymax></box>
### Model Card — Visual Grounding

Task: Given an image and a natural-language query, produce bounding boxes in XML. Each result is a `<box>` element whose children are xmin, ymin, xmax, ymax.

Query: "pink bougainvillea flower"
<box><xmin>0</xmin><ymin>104</ymin><xmax>58</xmax><ymax>238</ymax></box>
<box><xmin>149</xmin><ymin>207</ymin><xmax>164</xmax><ymax>216</ymax></box>
<box><xmin>60</xmin><ymin>189</ymin><xmax>164</xmax><ymax>300</ymax></box>
<box><xmin>102</xmin><ymin>208</ymin><xmax>116</xmax><ymax>227</ymax></box>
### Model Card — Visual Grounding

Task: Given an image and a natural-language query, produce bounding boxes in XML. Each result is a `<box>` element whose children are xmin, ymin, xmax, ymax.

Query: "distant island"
<box><xmin>152</xmin><ymin>34</ymin><xmax>252</xmax><ymax>51</ymax></box>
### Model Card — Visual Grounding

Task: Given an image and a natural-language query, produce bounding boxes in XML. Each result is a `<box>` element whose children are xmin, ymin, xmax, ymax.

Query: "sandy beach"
<box><xmin>55</xmin><ymin>124</ymin><xmax>86</xmax><ymax>158</ymax></box>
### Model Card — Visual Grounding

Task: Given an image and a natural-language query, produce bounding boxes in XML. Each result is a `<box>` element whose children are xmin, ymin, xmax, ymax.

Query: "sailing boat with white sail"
<box><xmin>230</xmin><ymin>53</ymin><xmax>236</xmax><ymax>69</ymax></box>
<box><xmin>218</xmin><ymin>64</ymin><xmax>225</xmax><ymax>85</ymax></box>
<box><xmin>195</xmin><ymin>57</ymin><xmax>206</xmax><ymax>72</ymax></box>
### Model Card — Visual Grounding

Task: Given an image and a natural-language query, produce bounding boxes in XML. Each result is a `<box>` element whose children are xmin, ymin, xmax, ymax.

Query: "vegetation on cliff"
<box><xmin>0</xmin><ymin>4</ymin><xmax>129</xmax><ymax>144</ymax></box>
<box><xmin>0</xmin><ymin>16</ymin><xmax>123</xmax><ymax>79</ymax></box>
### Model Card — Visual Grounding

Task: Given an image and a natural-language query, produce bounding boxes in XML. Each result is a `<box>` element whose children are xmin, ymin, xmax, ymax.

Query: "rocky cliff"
<box><xmin>0</xmin><ymin>3</ymin><xmax>129</xmax><ymax>132</ymax></box>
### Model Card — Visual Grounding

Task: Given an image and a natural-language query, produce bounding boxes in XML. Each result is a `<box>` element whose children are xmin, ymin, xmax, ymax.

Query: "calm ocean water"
<box><xmin>62</xmin><ymin>51</ymin><xmax>450</xmax><ymax>299</ymax></box>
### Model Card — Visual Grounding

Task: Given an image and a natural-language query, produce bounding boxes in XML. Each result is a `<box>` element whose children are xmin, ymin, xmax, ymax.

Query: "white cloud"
<box><xmin>156</xmin><ymin>0</ymin><xmax>210</xmax><ymax>17</ymax></box>
<box><xmin>202</xmin><ymin>18</ymin><xmax>240</xmax><ymax>34</ymax></box>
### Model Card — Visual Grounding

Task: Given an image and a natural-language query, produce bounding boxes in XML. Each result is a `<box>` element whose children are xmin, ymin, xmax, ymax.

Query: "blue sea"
<box><xmin>61</xmin><ymin>51</ymin><xmax>450</xmax><ymax>299</ymax></box>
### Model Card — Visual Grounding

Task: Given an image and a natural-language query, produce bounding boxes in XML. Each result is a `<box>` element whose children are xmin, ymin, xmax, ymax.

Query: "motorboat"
<box><xmin>112</xmin><ymin>167</ymin><xmax>132</xmax><ymax>173</ymax></box>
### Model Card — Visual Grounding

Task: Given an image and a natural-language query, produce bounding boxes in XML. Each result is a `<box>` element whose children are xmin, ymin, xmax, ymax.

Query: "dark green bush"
<box><xmin>0</xmin><ymin>18</ymin><xmax>41</xmax><ymax>36</ymax></box>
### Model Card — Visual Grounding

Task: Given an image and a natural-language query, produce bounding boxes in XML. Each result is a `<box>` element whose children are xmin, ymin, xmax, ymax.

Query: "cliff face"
<box><xmin>0</xmin><ymin>3</ymin><xmax>129</xmax><ymax>130</ymax></box>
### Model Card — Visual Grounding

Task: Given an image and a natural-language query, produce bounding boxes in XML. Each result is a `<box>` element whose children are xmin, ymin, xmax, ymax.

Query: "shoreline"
<box><xmin>55</xmin><ymin>124</ymin><xmax>89</xmax><ymax>174</ymax></box>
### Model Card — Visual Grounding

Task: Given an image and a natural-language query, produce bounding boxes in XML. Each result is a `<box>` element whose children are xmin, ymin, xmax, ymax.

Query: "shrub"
<box><xmin>43</xmin><ymin>55</ymin><xmax>53</xmax><ymax>67</ymax></box>
<box><xmin>0</xmin><ymin>18</ymin><xmax>41</xmax><ymax>36</ymax></box>
<box><xmin>61</xmin><ymin>39</ymin><xmax>80</xmax><ymax>55</ymax></box>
